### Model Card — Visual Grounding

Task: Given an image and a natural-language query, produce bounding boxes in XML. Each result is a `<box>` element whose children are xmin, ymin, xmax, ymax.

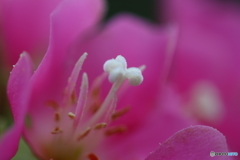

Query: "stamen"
<box><xmin>111</xmin><ymin>107</ymin><xmax>130</xmax><ymax>120</ymax></box>
<box><xmin>91</xmin><ymin>87</ymin><xmax>100</xmax><ymax>98</ymax></box>
<box><xmin>88</xmin><ymin>153</ymin><xmax>99</xmax><ymax>160</ymax></box>
<box><xmin>90</xmin><ymin>73</ymin><xmax>107</xmax><ymax>98</ymax></box>
<box><xmin>77</xmin><ymin>127</ymin><xmax>91</xmax><ymax>141</ymax></box>
<box><xmin>74</xmin><ymin>73</ymin><xmax>89</xmax><ymax>125</ymax></box>
<box><xmin>90</xmin><ymin>101</ymin><xmax>101</xmax><ymax>113</ymax></box>
<box><xmin>68</xmin><ymin>112</ymin><xmax>75</xmax><ymax>119</ymax></box>
<box><xmin>139</xmin><ymin>65</ymin><xmax>146</xmax><ymax>71</ymax></box>
<box><xmin>54</xmin><ymin>113</ymin><xmax>60</xmax><ymax>122</ymax></box>
<box><xmin>94</xmin><ymin>123</ymin><xmax>107</xmax><ymax>130</ymax></box>
<box><xmin>88</xmin><ymin>73</ymin><xmax>106</xmax><ymax>113</ymax></box>
<box><xmin>64</xmin><ymin>52</ymin><xmax>88</xmax><ymax>104</ymax></box>
<box><xmin>45</xmin><ymin>100</ymin><xmax>59</xmax><ymax>110</ymax></box>
<box><xmin>51</xmin><ymin>127</ymin><xmax>62</xmax><ymax>134</ymax></box>
<box><xmin>70</xmin><ymin>90</ymin><xmax>77</xmax><ymax>104</ymax></box>
<box><xmin>105</xmin><ymin>125</ymin><xmax>127</xmax><ymax>136</ymax></box>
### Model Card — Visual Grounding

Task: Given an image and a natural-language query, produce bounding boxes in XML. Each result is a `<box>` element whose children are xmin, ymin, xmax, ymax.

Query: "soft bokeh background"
<box><xmin>0</xmin><ymin>0</ymin><xmax>240</xmax><ymax>159</ymax></box>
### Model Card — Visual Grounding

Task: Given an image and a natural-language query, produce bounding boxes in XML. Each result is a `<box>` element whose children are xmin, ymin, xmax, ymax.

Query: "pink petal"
<box><xmin>146</xmin><ymin>125</ymin><xmax>230</xmax><ymax>160</ymax></box>
<box><xmin>0</xmin><ymin>0</ymin><xmax>61</xmax><ymax>67</ymax></box>
<box><xmin>0</xmin><ymin>53</ymin><xmax>33</xmax><ymax>159</ymax></box>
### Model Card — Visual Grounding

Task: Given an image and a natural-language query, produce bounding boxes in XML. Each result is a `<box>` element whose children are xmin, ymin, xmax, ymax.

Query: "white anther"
<box><xmin>125</xmin><ymin>68</ymin><xmax>143</xmax><ymax>86</ymax></box>
<box><xmin>103</xmin><ymin>55</ymin><xmax>144</xmax><ymax>86</ymax></box>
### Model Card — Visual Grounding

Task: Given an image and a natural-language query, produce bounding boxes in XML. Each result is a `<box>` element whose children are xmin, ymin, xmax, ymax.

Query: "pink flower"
<box><xmin>163</xmin><ymin>0</ymin><xmax>240</xmax><ymax>154</ymax></box>
<box><xmin>0</xmin><ymin>0</ymin><xmax>231</xmax><ymax>159</ymax></box>
<box><xmin>2</xmin><ymin>54</ymin><xmax>230</xmax><ymax>160</ymax></box>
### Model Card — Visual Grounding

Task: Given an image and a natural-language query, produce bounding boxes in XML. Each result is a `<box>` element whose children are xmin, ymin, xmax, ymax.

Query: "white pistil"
<box><xmin>125</xmin><ymin>67</ymin><xmax>143</xmax><ymax>86</ymax></box>
<box><xmin>103</xmin><ymin>55</ymin><xmax>144</xmax><ymax>85</ymax></box>
<box><xmin>88</xmin><ymin>55</ymin><xmax>144</xmax><ymax>126</ymax></box>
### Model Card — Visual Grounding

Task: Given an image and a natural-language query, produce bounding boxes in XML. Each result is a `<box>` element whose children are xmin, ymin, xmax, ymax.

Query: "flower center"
<box><xmin>43</xmin><ymin>53</ymin><xmax>145</xmax><ymax>160</ymax></box>
<box><xmin>186</xmin><ymin>81</ymin><xmax>224</xmax><ymax>124</ymax></box>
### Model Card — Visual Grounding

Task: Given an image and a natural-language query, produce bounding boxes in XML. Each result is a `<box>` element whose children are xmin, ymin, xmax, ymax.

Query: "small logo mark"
<box><xmin>210</xmin><ymin>151</ymin><xmax>215</xmax><ymax>157</ymax></box>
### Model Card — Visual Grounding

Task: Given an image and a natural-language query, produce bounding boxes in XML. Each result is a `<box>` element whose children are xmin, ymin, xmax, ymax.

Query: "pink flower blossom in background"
<box><xmin>163</xmin><ymin>0</ymin><xmax>240</xmax><ymax>155</ymax></box>
<box><xmin>0</xmin><ymin>0</ymin><xmax>62</xmax><ymax>68</ymax></box>
<box><xmin>0</xmin><ymin>0</ymin><xmax>234</xmax><ymax>159</ymax></box>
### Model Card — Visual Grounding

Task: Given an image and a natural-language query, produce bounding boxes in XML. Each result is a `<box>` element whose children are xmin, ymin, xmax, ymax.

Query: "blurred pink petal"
<box><xmin>164</xmin><ymin>0</ymin><xmax>240</xmax><ymax>153</ymax></box>
<box><xmin>0</xmin><ymin>0</ymin><xmax>62</xmax><ymax>67</ymax></box>
<box><xmin>27</xmin><ymin>0</ymin><xmax>105</xmax><ymax>124</ymax></box>
<box><xmin>0</xmin><ymin>53</ymin><xmax>33</xmax><ymax>159</ymax></box>
<box><xmin>146</xmin><ymin>125</ymin><xmax>230</xmax><ymax>160</ymax></box>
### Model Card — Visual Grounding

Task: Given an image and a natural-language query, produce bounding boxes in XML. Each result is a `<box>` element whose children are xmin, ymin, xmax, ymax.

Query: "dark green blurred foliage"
<box><xmin>105</xmin><ymin>0</ymin><xmax>161</xmax><ymax>23</ymax></box>
<box><xmin>12</xmin><ymin>139</ymin><xmax>37</xmax><ymax>160</ymax></box>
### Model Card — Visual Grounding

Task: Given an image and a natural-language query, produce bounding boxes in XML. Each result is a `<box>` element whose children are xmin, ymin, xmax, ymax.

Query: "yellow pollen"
<box><xmin>111</xmin><ymin>107</ymin><xmax>130</xmax><ymax>120</ymax></box>
<box><xmin>54</xmin><ymin>113</ymin><xmax>60</xmax><ymax>122</ymax></box>
<box><xmin>105</xmin><ymin>125</ymin><xmax>127</xmax><ymax>136</ymax></box>
<box><xmin>94</xmin><ymin>123</ymin><xmax>107</xmax><ymax>130</ymax></box>
<box><xmin>77</xmin><ymin>127</ymin><xmax>91</xmax><ymax>141</ymax></box>
<box><xmin>68</xmin><ymin>112</ymin><xmax>75</xmax><ymax>119</ymax></box>
<box><xmin>51</xmin><ymin>127</ymin><xmax>62</xmax><ymax>134</ymax></box>
<box><xmin>88</xmin><ymin>153</ymin><xmax>99</xmax><ymax>160</ymax></box>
